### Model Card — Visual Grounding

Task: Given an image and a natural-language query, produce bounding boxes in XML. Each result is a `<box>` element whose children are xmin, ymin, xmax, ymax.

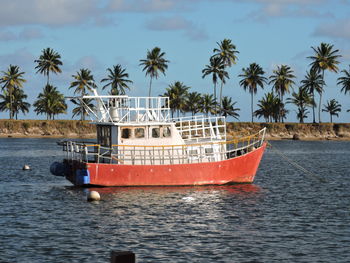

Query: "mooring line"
<box><xmin>267</xmin><ymin>142</ymin><xmax>327</xmax><ymax>183</ymax></box>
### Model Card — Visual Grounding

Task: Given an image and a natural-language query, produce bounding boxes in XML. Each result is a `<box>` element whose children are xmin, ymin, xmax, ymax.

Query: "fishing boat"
<box><xmin>50</xmin><ymin>90</ymin><xmax>267</xmax><ymax>186</ymax></box>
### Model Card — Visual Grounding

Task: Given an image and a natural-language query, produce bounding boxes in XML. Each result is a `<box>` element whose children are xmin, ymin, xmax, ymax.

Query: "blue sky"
<box><xmin>0</xmin><ymin>0</ymin><xmax>349</xmax><ymax>122</ymax></box>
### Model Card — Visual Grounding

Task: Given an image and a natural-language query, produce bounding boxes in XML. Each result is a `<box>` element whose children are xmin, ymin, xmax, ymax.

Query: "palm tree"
<box><xmin>220</xmin><ymin>96</ymin><xmax>240</xmax><ymax>119</ymax></box>
<box><xmin>34</xmin><ymin>47</ymin><xmax>62</xmax><ymax>85</ymax></box>
<box><xmin>69</xmin><ymin>68</ymin><xmax>97</xmax><ymax>121</ymax></box>
<box><xmin>300</xmin><ymin>69</ymin><xmax>324</xmax><ymax>123</ymax></box>
<box><xmin>101</xmin><ymin>64</ymin><xmax>133</xmax><ymax>95</ymax></box>
<box><xmin>239</xmin><ymin>63</ymin><xmax>267</xmax><ymax>122</ymax></box>
<box><xmin>139</xmin><ymin>47</ymin><xmax>169</xmax><ymax>97</ymax></box>
<box><xmin>269</xmin><ymin>65</ymin><xmax>295</xmax><ymax>122</ymax></box>
<box><xmin>163</xmin><ymin>81</ymin><xmax>189</xmax><ymax>117</ymax></box>
<box><xmin>202</xmin><ymin>56</ymin><xmax>227</xmax><ymax>110</ymax></box>
<box><xmin>200</xmin><ymin>94</ymin><xmax>216</xmax><ymax>117</ymax></box>
<box><xmin>287</xmin><ymin>87</ymin><xmax>314</xmax><ymax>123</ymax></box>
<box><xmin>297</xmin><ymin>107</ymin><xmax>310</xmax><ymax>124</ymax></box>
<box><xmin>0</xmin><ymin>65</ymin><xmax>26</xmax><ymax>119</ymax></box>
<box><xmin>337</xmin><ymin>65</ymin><xmax>350</xmax><ymax>95</ymax></box>
<box><xmin>254</xmin><ymin>92</ymin><xmax>281</xmax><ymax>122</ymax></box>
<box><xmin>12</xmin><ymin>88</ymin><xmax>30</xmax><ymax>120</ymax></box>
<box><xmin>322</xmin><ymin>99</ymin><xmax>341</xmax><ymax>123</ymax></box>
<box><xmin>34</xmin><ymin>84</ymin><xmax>67</xmax><ymax>120</ymax></box>
<box><xmin>186</xmin><ymin>92</ymin><xmax>202</xmax><ymax>116</ymax></box>
<box><xmin>308</xmin><ymin>43</ymin><xmax>341</xmax><ymax>123</ymax></box>
<box><xmin>70</xmin><ymin>68</ymin><xmax>96</xmax><ymax>95</ymax></box>
<box><xmin>212</xmin><ymin>39</ymin><xmax>239</xmax><ymax>106</ymax></box>
<box><xmin>71</xmin><ymin>98</ymin><xmax>95</xmax><ymax>121</ymax></box>
<box><xmin>0</xmin><ymin>90</ymin><xmax>11</xmax><ymax>117</ymax></box>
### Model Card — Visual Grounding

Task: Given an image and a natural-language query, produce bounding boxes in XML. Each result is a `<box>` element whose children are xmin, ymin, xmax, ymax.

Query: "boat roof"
<box><xmin>67</xmin><ymin>90</ymin><xmax>171</xmax><ymax>125</ymax></box>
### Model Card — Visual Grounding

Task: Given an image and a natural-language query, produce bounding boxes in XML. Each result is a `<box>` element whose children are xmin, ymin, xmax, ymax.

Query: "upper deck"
<box><xmin>71</xmin><ymin>94</ymin><xmax>171</xmax><ymax>124</ymax></box>
<box><xmin>68</xmin><ymin>90</ymin><xmax>227</xmax><ymax>145</ymax></box>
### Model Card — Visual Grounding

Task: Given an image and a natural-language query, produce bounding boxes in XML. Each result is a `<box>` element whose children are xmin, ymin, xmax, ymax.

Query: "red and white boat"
<box><xmin>50</xmin><ymin>91</ymin><xmax>267</xmax><ymax>186</ymax></box>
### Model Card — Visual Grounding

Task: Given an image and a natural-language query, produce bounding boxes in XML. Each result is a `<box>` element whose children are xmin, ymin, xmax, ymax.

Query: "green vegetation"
<box><xmin>322</xmin><ymin>99</ymin><xmax>341</xmax><ymax>123</ymax></box>
<box><xmin>0</xmin><ymin>65</ymin><xmax>26</xmax><ymax>119</ymax></box>
<box><xmin>308</xmin><ymin>43</ymin><xmax>341</xmax><ymax>123</ymax></box>
<box><xmin>101</xmin><ymin>64</ymin><xmax>133</xmax><ymax>95</ymax></box>
<box><xmin>239</xmin><ymin>63</ymin><xmax>267</xmax><ymax>123</ymax></box>
<box><xmin>139</xmin><ymin>47</ymin><xmax>169</xmax><ymax>97</ymax></box>
<box><xmin>33</xmin><ymin>85</ymin><xmax>67</xmax><ymax>120</ymax></box>
<box><xmin>69</xmin><ymin>68</ymin><xmax>97</xmax><ymax>121</ymax></box>
<box><xmin>34</xmin><ymin>47</ymin><xmax>63</xmax><ymax>85</ymax></box>
<box><xmin>212</xmin><ymin>39</ymin><xmax>239</xmax><ymax>108</ymax></box>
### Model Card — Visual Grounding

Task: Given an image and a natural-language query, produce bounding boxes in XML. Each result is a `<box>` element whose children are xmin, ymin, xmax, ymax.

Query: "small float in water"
<box><xmin>50</xmin><ymin>89</ymin><xmax>267</xmax><ymax>186</ymax></box>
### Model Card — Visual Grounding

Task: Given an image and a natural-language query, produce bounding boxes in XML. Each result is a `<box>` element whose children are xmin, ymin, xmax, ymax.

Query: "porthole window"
<box><xmin>152</xmin><ymin>128</ymin><xmax>160</xmax><ymax>138</ymax></box>
<box><xmin>121</xmin><ymin>128</ymin><xmax>131</xmax><ymax>139</ymax></box>
<box><xmin>163</xmin><ymin>126</ymin><xmax>171</xmax><ymax>137</ymax></box>
<box><xmin>135</xmin><ymin>128</ymin><xmax>145</xmax><ymax>138</ymax></box>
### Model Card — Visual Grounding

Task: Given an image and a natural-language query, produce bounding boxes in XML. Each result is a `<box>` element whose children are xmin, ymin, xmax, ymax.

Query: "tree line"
<box><xmin>0</xmin><ymin>41</ymin><xmax>349</xmax><ymax>123</ymax></box>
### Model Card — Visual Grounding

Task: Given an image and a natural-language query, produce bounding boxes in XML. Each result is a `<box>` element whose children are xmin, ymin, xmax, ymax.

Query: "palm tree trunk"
<box><xmin>214</xmin><ymin>83</ymin><xmax>217</xmax><ymax>114</ymax></box>
<box><xmin>319</xmin><ymin>70</ymin><xmax>325</xmax><ymax>123</ymax></box>
<box><xmin>319</xmin><ymin>92</ymin><xmax>322</xmax><ymax>123</ymax></box>
<box><xmin>251</xmin><ymin>91</ymin><xmax>254</xmax><ymax>123</ymax></box>
<box><xmin>330</xmin><ymin>113</ymin><xmax>332</xmax><ymax>123</ymax></box>
<box><xmin>81</xmin><ymin>104</ymin><xmax>84</xmax><ymax>121</ymax></box>
<box><xmin>9</xmin><ymin>89</ymin><xmax>13</xmax><ymax>120</ymax></box>
<box><xmin>219</xmin><ymin>80</ymin><xmax>223</xmax><ymax>109</ymax></box>
<box><xmin>148</xmin><ymin>78</ymin><xmax>152</xmax><ymax>97</ymax></box>
<box><xmin>281</xmin><ymin>94</ymin><xmax>284</xmax><ymax>123</ymax></box>
<box><xmin>47</xmin><ymin>73</ymin><xmax>50</xmax><ymax>86</ymax></box>
<box><xmin>312</xmin><ymin>91</ymin><xmax>316</xmax><ymax>123</ymax></box>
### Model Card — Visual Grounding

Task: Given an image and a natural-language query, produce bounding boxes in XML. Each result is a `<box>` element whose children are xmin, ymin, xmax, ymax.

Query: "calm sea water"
<box><xmin>0</xmin><ymin>138</ymin><xmax>349</xmax><ymax>263</ymax></box>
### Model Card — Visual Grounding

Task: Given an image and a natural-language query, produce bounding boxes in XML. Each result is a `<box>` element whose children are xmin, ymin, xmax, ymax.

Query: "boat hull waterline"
<box><xmin>61</xmin><ymin>143</ymin><xmax>266</xmax><ymax>187</ymax></box>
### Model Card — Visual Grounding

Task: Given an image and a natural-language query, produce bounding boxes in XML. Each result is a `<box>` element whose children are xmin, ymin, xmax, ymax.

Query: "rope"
<box><xmin>267</xmin><ymin>142</ymin><xmax>327</xmax><ymax>183</ymax></box>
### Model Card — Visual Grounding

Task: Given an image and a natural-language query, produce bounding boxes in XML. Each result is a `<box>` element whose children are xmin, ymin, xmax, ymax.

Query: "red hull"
<box><xmin>67</xmin><ymin>143</ymin><xmax>266</xmax><ymax>186</ymax></box>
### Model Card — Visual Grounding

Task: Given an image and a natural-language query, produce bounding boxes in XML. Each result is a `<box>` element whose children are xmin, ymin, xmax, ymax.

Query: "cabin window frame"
<box><xmin>151</xmin><ymin>127</ymin><xmax>160</xmax><ymax>138</ymax></box>
<box><xmin>121</xmin><ymin>128</ymin><xmax>132</xmax><ymax>139</ymax></box>
<box><xmin>162</xmin><ymin>126</ymin><xmax>172</xmax><ymax>138</ymax></box>
<box><xmin>134</xmin><ymin>127</ymin><xmax>145</xmax><ymax>139</ymax></box>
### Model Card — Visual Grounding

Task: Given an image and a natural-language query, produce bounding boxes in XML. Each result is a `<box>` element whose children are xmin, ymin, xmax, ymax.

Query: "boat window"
<box><xmin>152</xmin><ymin>128</ymin><xmax>160</xmax><ymax>138</ymax></box>
<box><xmin>163</xmin><ymin>126</ymin><xmax>171</xmax><ymax>138</ymax></box>
<box><xmin>189</xmin><ymin>149</ymin><xmax>198</xmax><ymax>156</ymax></box>
<box><xmin>121</xmin><ymin>128</ymin><xmax>131</xmax><ymax>139</ymax></box>
<box><xmin>97</xmin><ymin>126</ymin><xmax>111</xmax><ymax>146</ymax></box>
<box><xmin>135</xmin><ymin>128</ymin><xmax>145</xmax><ymax>138</ymax></box>
<box><xmin>205</xmin><ymin>148</ymin><xmax>214</xmax><ymax>154</ymax></box>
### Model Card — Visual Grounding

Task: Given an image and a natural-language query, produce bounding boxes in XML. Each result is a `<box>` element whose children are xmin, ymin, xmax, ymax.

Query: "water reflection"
<box><xmin>86</xmin><ymin>184</ymin><xmax>262</xmax><ymax>196</ymax></box>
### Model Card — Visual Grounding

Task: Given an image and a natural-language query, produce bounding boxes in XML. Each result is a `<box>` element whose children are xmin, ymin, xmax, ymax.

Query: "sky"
<box><xmin>0</xmin><ymin>0</ymin><xmax>349</xmax><ymax>122</ymax></box>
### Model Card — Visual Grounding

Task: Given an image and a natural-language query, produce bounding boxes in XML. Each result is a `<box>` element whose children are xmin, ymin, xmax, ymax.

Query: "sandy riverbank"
<box><xmin>1</xmin><ymin>119</ymin><xmax>350</xmax><ymax>141</ymax></box>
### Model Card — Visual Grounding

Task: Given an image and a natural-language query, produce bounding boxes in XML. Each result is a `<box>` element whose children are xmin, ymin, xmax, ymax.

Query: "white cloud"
<box><xmin>146</xmin><ymin>16</ymin><xmax>191</xmax><ymax>31</ymax></box>
<box><xmin>0</xmin><ymin>0</ymin><xmax>101</xmax><ymax>27</ymax></box>
<box><xmin>238</xmin><ymin>0</ymin><xmax>335</xmax><ymax>21</ymax></box>
<box><xmin>0</xmin><ymin>48</ymin><xmax>36</xmax><ymax>71</ymax></box>
<box><xmin>146</xmin><ymin>16</ymin><xmax>208</xmax><ymax>41</ymax></box>
<box><xmin>108</xmin><ymin>0</ymin><xmax>178</xmax><ymax>12</ymax></box>
<box><xmin>73</xmin><ymin>56</ymin><xmax>103</xmax><ymax>72</ymax></box>
<box><xmin>313</xmin><ymin>19</ymin><xmax>350</xmax><ymax>40</ymax></box>
<box><xmin>0</xmin><ymin>31</ymin><xmax>17</xmax><ymax>41</ymax></box>
<box><xmin>0</xmin><ymin>28</ymin><xmax>44</xmax><ymax>42</ymax></box>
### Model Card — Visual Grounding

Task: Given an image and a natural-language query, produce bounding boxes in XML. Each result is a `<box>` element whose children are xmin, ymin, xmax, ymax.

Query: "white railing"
<box><xmin>60</xmin><ymin>128</ymin><xmax>266</xmax><ymax>165</ymax></box>
<box><xmin>68</xmin><ymin>95</ymin><xmax>171</xmax><ymax>124</ymax></box>
<box><xmin>173</xmin><ymin>115</ymin><xmax>226</xmax><ymax>142</ymax></box>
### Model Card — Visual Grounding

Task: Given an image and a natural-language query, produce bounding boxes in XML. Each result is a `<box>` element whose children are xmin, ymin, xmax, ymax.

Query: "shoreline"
<box><xmin>1</xmin><ymin>119</ymin><xmax>350</xmax><ymax>141</ymax></box>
